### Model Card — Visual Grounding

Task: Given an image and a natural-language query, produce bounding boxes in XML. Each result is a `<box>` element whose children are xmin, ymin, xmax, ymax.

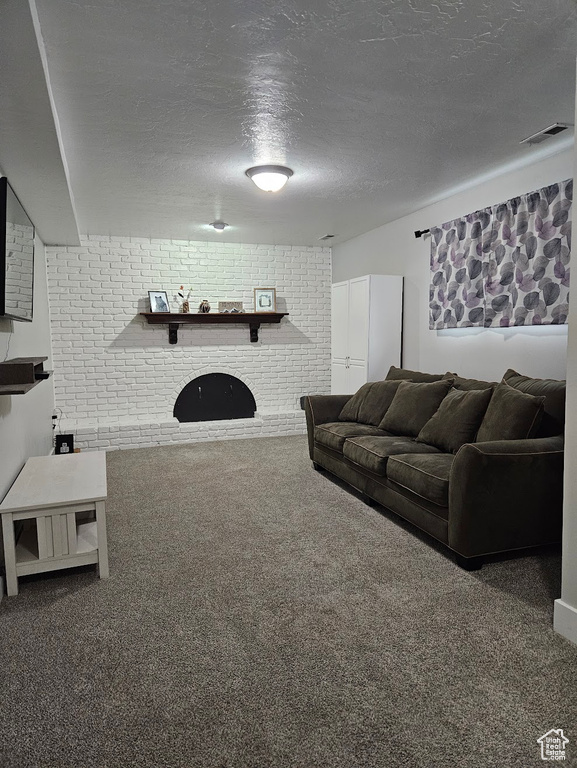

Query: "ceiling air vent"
<box><xmin>520</xmin><ymin>123</ymin><xmax>572</xmax><ymax>146</ymax></box>
<box><xmin>318</xmin><ymin>234</ymin><xmax>335</xmax><ymax>241</ymax></box>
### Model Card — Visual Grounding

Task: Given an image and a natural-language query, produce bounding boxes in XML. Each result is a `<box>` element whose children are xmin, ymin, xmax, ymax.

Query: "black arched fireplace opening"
<box><xmin>174</xmin><ymin>373</ymin><xmax>256</xmax><ymax>423</ymax></box>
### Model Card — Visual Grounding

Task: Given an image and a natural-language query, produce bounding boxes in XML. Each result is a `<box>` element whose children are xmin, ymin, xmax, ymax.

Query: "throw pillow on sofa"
<box><xmin>385</xmin><ymin>365</ymin><xmax>445</xmax><ymax>383</ymax></box>
<box><xmin>357</xmin><ymin>380</ymin><xmax>406</xmax><ymax>425</ymax></box>
<box><xmin>379</xmin><ymin>379</ymin><xmax>453</xmax><ymax>437</ymax></box>
<box><xmin>502</xmin><ymin>368</ymin><xmax>566</xmax><ymax>437</ymax></box>
<box><xmin>338</xmin><ymin>382</ymin><xmax>372</xmax><ymax>422</ymax></box>
<box><xmin>416</xmin><ymin>387</ymin><xmax>493</xmax><ymax>453</ymax></box>
<box><xmin>476</xmin><ymin>383</ymin><xmax>545</xmax><ymax>442</ymax></box>
<box><xmin>339</xmin><ymin>380</ymin><xmax>404</xmax><ymax>425</ymax></box>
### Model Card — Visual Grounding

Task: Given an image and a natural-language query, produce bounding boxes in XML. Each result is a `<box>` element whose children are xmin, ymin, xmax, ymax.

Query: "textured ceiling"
<box><xmin>9</xmin><ymin>0</ymin><xmax>577</xmax><ymax>244</ymax></box>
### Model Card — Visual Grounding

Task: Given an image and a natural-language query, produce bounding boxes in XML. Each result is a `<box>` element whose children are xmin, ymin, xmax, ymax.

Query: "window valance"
<box><xmin>429</xmin><ymin>179</ymin><xmax>572</xmax><ymax>329</ymax></box>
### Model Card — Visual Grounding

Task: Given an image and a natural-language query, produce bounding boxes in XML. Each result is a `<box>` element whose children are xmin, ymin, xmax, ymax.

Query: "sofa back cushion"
<box><xmin>476</xmin><ymin>383</ymin><xmax>545</xmax><ymax>442</ymax></box>
<box><xmin>385</xmin><ymin>366</ymin><xmax>446</xmax><ymax>383</ymax></box>
<box><xmin>339</xmin><ymin>380</ymin><xmax>404</xmax><ymax>425</ymax></box>
<box><xmin>416</xmin><ymin>387</ymin><xmax>494</xmax><ymax>453</ymax></box>
<box><xmin>443</xmin><ymin>372</ymin><xmax>497</xmax><ymax>391</ymax></box>
<box><xmin>378</xmin><ymin>379</ymin><xmax>453</xmax><ymax>437</ymax></box>
<box><xmin>502</xmin><ymin>369</ymin><xmax>566</xmax><ymax>437</ymax></box>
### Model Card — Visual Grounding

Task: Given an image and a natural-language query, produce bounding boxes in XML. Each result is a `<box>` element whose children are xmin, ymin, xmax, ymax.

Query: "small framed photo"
<box><xmin>148</xmin><ymin>290</ymin><xmax>170</xmax><ymax>313</ymax></box>
<box><xmin>254</xmin><ymin>287</ymin><xmax>276</xmax><ymax>313</ymax></box>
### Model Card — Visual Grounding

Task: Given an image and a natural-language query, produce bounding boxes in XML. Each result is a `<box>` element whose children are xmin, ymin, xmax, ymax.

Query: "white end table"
<box><xmin>0</xmin><ymin>452</ymin><xmax>109</xmax><ymax>596</ymax></box>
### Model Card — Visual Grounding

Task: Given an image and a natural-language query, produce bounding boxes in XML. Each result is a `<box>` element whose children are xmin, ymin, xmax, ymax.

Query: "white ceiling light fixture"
<box><xmin>210</xmin><ymin>220</ymin><xmax>228</xmax><ymax>231</ymax></box>
<box><xmin>245</xmin><ymin>165</ymin><xmax>293</xmax><ymax>192</ymax></box>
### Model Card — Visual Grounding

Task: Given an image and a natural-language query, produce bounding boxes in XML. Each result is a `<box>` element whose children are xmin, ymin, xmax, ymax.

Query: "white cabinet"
<box><xmin>331</xmin><ymin>274</ymin><xmax>403</xmax><ymax>394</ymax></box>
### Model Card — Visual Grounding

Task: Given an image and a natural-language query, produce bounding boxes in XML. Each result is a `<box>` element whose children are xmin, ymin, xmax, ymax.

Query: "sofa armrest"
<box><xmin>448</xmin><ymin>436</ymin><xmax>564</xmax><ymax>558</ymax></box>
<box><xmin>304</xmin><ymin>395</ymin><xmax>352</xmax><ymax>460</ymax></box>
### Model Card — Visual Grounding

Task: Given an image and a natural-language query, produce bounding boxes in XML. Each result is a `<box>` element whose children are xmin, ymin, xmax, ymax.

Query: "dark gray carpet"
<box><xmin>1</xmin><ymin>435</ymin><xmax>576</xmax><ymax>767</ymax></box>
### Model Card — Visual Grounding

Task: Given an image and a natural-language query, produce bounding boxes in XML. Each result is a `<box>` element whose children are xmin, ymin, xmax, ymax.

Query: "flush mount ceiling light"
<box><xmin>210</xmin><ymin>220</ymin><xmax>228</xmax><ymax>231</ymax></box>
<box><xmin>245</xmin><ymin>165</ymin><xmax>293</xmax><ymax>192</ymax></box>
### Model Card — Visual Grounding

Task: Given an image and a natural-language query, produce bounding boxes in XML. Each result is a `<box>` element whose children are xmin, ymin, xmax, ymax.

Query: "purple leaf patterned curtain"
<box><xmin>429</xmin><ymin>208</ymin><xmax>491</xmax><ymax>328</ymax></box>
<box><xmin>429</xmin><ymin>179</ymin><xmax>572</xmax><ymax>329</ymax></box>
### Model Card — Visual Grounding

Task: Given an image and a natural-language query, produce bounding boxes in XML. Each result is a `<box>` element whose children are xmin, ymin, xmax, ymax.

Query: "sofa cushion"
<box><xmin>378</xmin><ymin>379</ymin><xmax>453</xmax><ymax>437</ymax></box>
<box><xmin>387</xmin><ymin>453</ymin><xmax>455</xmax><ymax>507</ymax></box>
<box><xmin>338</xmin><ymin>380</ymin><xmax>404</xmax><ymax>425</ymax></box>
<box><xmin>315</xmin><ymin>422</ymin><xmax>390</xmax><ymax>453</ymax></box>
<box><xmin>385</xmin><ymin>365</ymin><xmax>445</xmax><ymax>383</ymax></box>
<box><xmin>337</xmin><ymin>383</ymin><xmax>372</xmax><ymax>422</ymax></box>
<box><xmin>502</xmin><ymin>368</ymin><xmax>566</xmax><ymax>437</ymax></box>
<box><xmin>476</xmin><ymin>383</ymin><xmax>545</xmax><ymax>442</ymax></box>
<box><xmin>443</xmin><ymin>373</ymin><xmax>497</xmax><ymax>391</ymax></box>
<box><xmin>343</xmin><ymin>435</ymin><xmax>441</xmax><ymax>475</ymax></box>
<box><xmin>416</xmin><ymin>387</ymin><xmax>494</xmax><ymax>453</ymax></box>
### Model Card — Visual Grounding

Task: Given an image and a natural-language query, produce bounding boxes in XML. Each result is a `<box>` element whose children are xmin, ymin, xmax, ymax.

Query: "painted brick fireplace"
<box><xmin>46</xmin><ymin>236</ymin><xmax>331</xmax><ymax>450</ymax></box>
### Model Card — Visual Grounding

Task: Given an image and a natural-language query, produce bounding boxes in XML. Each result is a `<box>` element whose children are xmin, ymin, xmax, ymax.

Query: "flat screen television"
<box><xmin>0</xmin><ymin>177</ymin><xmax>35</xmax><ymax>322</ymax></box>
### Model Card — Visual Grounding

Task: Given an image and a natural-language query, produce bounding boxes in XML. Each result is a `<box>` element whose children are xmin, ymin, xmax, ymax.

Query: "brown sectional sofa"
<box><xmin>305</xmin><ymin>367</ymin><xmax>565</xmax><ymax>570</ymax></box>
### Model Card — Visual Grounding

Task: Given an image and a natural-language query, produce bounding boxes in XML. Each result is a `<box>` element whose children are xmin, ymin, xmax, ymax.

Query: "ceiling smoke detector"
<box><xmin>520</xmin><ymin>123</ymin><xmax>572</xmax><ymax>146</ymax></box>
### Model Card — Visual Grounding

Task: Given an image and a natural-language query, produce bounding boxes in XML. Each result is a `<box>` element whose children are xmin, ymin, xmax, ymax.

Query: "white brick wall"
<box><xmin>46</xmin><ymin>236</ymin><xmax>331</xmax><ymax>450</ymax></box>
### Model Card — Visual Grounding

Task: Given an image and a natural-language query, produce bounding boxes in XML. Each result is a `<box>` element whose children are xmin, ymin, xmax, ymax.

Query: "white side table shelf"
<box><xmin>0</xmin><ymin>452</ymin><xmax>109</xmax><ymax>596</ymax></box>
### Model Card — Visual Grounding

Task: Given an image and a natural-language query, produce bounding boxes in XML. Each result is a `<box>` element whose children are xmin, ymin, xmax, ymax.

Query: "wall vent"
<box><xmin>520</xmin><ymin>123</ymin><xmax>572</xmax><ymax>146</ymax></box>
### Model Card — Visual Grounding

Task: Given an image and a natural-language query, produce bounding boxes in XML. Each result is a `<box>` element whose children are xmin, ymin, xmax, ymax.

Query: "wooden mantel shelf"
<box><xmin>140</xmin><ymin>312</ymin><xmax>289</xmax><ymax>344</ymax></box>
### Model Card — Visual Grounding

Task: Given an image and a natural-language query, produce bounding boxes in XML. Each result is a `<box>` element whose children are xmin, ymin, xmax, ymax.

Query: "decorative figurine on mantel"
<box><xmin>198</xmin><ymin>300</ymin><xmax>211</xmax><ymax>313</ymax></box>
<box><xmin>176</xmin><ymin>286</ymin><xmax>192</xmax><ymax>313</ymax></box>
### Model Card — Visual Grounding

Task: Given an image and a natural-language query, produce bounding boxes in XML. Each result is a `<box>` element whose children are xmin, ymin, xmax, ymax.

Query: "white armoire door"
<box><xmin>331</xmin><ymin>361</ymin><xmax>349</xmax><ymax>395</ymax></box>
<box><xmin>331</xmin><ymin>282</ymin><xmax>349</xmax><ymax>363</ymax></box>
<box><xmin>347</xmin><ymin>277</ymin><xmax>369</xmax><ymax>370</ymax></box>
<box><xmin>331</xmin><ymin>281</ymin><xmax>350</xmax><ymax>393</ymax></box>
<box><xmin>347</xmin><ymin>362</ymin><xmax>368</xmax><ymax>393</ymax></box>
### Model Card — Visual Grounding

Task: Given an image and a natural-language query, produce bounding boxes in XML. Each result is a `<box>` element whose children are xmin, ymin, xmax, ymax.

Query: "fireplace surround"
<box><xmin>46</xmin><ymin>235</ymin><xmax>331</xmax><ymax>451</ymax></box>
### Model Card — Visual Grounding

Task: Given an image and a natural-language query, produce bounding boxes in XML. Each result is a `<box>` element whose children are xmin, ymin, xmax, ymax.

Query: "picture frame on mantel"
<box><xmin>254</xmin><ymin>288</ymin><xmax>276</xmax><ymax>313</ymax></box>
<box><xmin>148</xmin><ymin>290</ymin><xmax>170</xmax><ymax>313</ymax></box>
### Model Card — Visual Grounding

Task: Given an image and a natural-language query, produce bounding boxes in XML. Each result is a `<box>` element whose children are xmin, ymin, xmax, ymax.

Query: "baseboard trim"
<box><xmin>554</xmin><ymin>599</ymin><xmax>577</xmax><ymax>645</ymax></box>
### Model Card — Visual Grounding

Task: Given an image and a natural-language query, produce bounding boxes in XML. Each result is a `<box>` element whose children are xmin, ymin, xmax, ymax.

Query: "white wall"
<box><xmin>333</xmin><ymin>149</ymin><xmax>573</xmax><ymax>381</ymax></box>
<box><xmin>45</xmin><ymin>236</ymin><xmax>331</xmax><ymax>450</ymax></box>
<box><xmin>0</xmin><ymin>234</ymin><xmax>54</xmax><ymax>499</ymax></box>
<box><xmin>554</xmin><ymin>65</ymin><xmax>577</xmax><ymax>646</ymax></box>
